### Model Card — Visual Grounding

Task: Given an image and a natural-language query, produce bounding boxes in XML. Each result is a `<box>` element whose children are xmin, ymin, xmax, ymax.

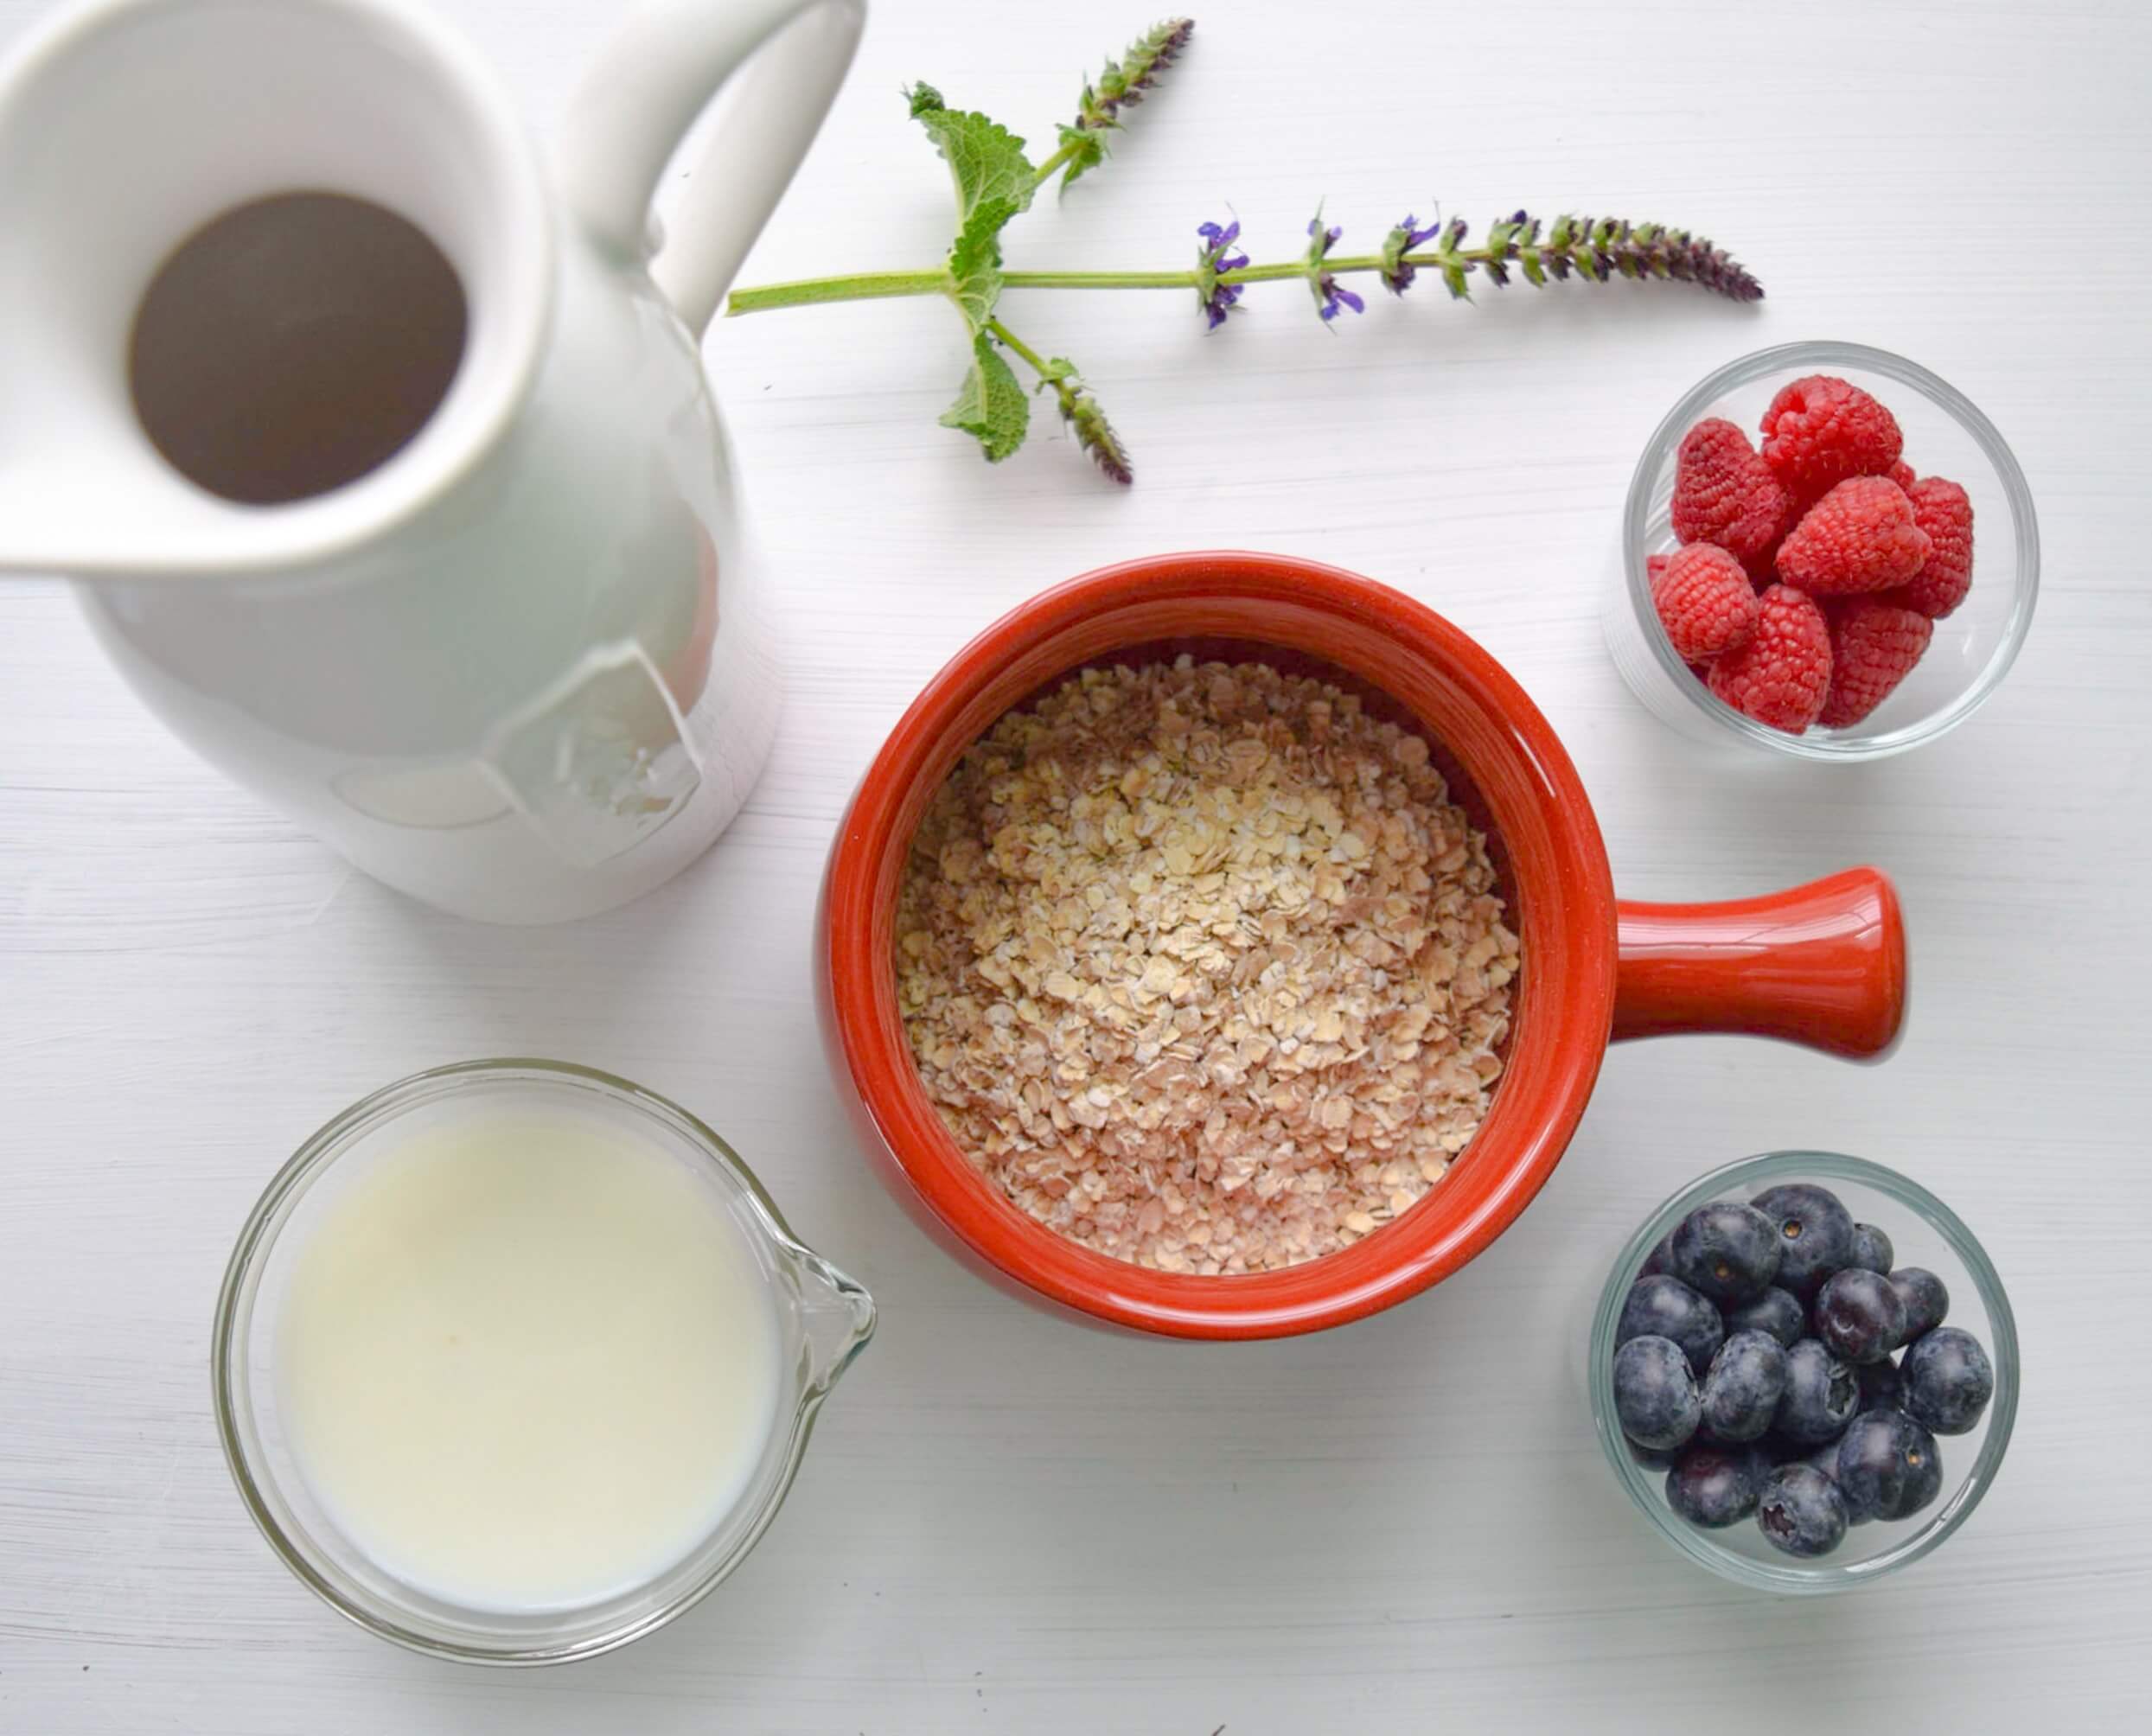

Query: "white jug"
<box><xmin>0</xmin><ymin>0</ymin><xmax>864</xmax><ymax>922</ymax></box>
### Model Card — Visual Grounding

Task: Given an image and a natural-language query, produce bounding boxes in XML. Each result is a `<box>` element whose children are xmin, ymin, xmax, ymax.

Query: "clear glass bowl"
<box><xmin>212</xmin><ymin>1059</ymin><xmax>875</xmax><ymax>1664</ymax></box>
<box><xmin>1605</xmin><ymin>341</ymin><xmax>2040</xmax><ymax>759</ymax></box>
<box><xmin>1588</xmin><ymin>1151</ymin><xmax>2018</xmax><ymax>1593</ymax></box>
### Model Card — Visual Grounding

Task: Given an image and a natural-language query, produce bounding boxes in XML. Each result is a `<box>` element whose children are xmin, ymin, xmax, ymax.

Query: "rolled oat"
<box><xmin>894</xmin><ymin>657</ymin><xmax>1519</xmax><ymax>1273</ymax></box>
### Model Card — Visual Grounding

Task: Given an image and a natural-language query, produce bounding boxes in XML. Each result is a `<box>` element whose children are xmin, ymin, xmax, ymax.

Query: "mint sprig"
<box><xmin>729</xmin><ymin>21</ymin><xmax>1764</xmax><ymax>484</ymax></box>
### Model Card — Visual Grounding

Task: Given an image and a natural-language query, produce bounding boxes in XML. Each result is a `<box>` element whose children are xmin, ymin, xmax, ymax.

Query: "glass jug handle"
<box><xmin>557</xmin><ymin>0</ymin><xmax>867</xmax><ymax>335</ymax></box>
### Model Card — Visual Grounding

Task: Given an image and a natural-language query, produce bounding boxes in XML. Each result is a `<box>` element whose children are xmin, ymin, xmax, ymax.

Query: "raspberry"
<box><xmin>1759</xmin><ymin>374</ymin><xmax>1904</xmax><ymax>494</ymax></box>
<box><xmin>1708</xmin><ymin>584</ymin><xmax>1833</xmax><ymax>732</ymax></box>
<box><xmin>1892</xmin><ymin>475</ymin><xmax>1974</xmax><ymax>618</ymax></box>
<box><xmin>1820</xmin><ymin>598</ymin><xmax>1934</xmax><ymax>728</ymax></box>
<box><xmin>1887</xmin><ymin>459</ymin><xmax>1916</xmax><ymax>490</ymax></box>
<box><xmin>1651</xmin><ymin>544</ymin><xmax>1759</xmax><ymax>662</ymax></box>
<box><xmin>1776</xmin><ymin>477</ymin><xmax>1931</xmax><ymax>596</ymax></box>
<box><xmin>1743</xmin><ymin>536</ymin><xmax>1785</xmax><ymax>591</ymax></box>
<box><xmin>1671</xmin><ymin>418</ymin><xmax>1790</xmax><ymax>565</ymax></box>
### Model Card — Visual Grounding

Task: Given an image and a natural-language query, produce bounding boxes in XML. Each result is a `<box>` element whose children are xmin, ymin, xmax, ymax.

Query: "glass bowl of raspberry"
<box><xmin>1589</xmin><ymin>1150</ymin><xmax>2020</xmax><ymax>1593</ymax></box>
<box><xmin>1606</xmin><ymin>341</ymin><xmax>2039</xmax><ymax>759</ymax></box>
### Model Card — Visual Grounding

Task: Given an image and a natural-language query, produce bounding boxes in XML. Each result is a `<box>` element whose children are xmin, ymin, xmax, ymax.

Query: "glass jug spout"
<box><xmin>782</xmin><ymin>1242</ymin><xmax>876</xmax><ymax>1396</ymax></box>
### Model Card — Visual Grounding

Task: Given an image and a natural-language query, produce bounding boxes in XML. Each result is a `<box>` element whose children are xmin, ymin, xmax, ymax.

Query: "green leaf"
<box><xmin>910</xmin><ymin>99</ymin><xmax>1038</xmax><ymax>335</ymax></box>
<box><xmin>946</xmin><ymin>201</ymin><xmax>1016</xmax><ymax>333</ymax></box>
<box><xmin>1440</xmin><ymin>261</ymin><xmax>1472</xmax><ymax>300</ymax></box>
<box><xmin>906</xmin><ymin>81</ymin><xmax>945</xmax><ymax>118</ymax></box>
<box><xmin>912</xmin><ymin>104</ymin><xmax>1037</xmax><ymax>229</ymax></box>
<box><xmin>1519</xmin><ymin>249</ymin><xmax>1547</xmax><ymax>288</ymax></box>
<box><xmin>939</xmin><ymin>334</ymin><xmax>1029</xmax><ymax>463</ymax></box>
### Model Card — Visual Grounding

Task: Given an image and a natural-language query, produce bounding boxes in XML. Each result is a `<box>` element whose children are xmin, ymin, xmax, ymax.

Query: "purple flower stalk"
<box><xmin>1306</xmin><ymin>216</ymin><xmax>1363</xmax><ymax>322</ymax></box>
<box><xmin>1196</xmin><ymin>219</ymin><xmax>1249</xmax><ymax>330</ymax></box>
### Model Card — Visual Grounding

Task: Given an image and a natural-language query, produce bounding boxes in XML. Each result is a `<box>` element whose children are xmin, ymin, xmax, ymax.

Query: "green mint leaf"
<box><xmin>939</xmin><ymin>334</ymin><xmax>1028</xmax><ymax>463</ymax></box>
<box><xmin>911</xmin><ymin>100</ymin><xmax>1038</xmax><ymax>335</ymax></box>
<box><xmin>912</xmin><ymin>103</ymin><xmax>1037</xmax><ymax>229</ymax></box>
<box><xmin>945</xmin><ymin>199</ymin><xmax>1018</xmax><ymax>332</ymax></box>
<box><xmin>906</xmin><ymin>82</ymin><xmax>944</xmax><ymax>118</ymax></box>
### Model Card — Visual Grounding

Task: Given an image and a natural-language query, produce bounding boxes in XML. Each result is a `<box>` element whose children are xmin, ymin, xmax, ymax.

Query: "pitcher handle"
<box><xmin>1611</xmin><ymin>866</ymin><xmax>1908</xmax><ymax>1062</ymax></box>
<box><xmin>558</xmin><ymin>0</ymin><xmax>866</xmax><ymax>335</ymax></box>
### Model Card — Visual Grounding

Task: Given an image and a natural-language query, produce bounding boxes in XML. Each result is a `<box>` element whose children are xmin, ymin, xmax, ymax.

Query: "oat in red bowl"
<box><xmin>895</xmin><ymin>656</ymin><xmax>1518</xmax><ymax>1275</ymax></box>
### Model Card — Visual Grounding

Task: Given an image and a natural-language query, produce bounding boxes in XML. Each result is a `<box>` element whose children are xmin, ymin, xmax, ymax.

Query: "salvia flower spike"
<box><xmin>1197</xmin><ymin>219</ymin><xmax>1250</xmax><ymax>330</ymax></box>
<box><xmin>1305</xmin><ymin>212</ymin><xmax>1365</xmax><ymax>323</ymax></box>
<box><xmin>1058</xmin><ymin>17</ymin><xmax>1195</xmax><ymax>190</ymax></box>
<box><xmin>1380</xmin><ymin>214</ymin><xmax>1442</xmax><ymax>295</ymax></box>
<box><xmin>723</xmin><ymin>17</ymin><xmax>1766</xmax><ymax>483</ymax></box>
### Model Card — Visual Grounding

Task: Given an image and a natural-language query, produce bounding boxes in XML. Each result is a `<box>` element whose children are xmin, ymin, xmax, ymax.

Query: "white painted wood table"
<box><xmin>3</xmin><ymin>0</ymin><xmax>2149</xmax><ymax>1728</ymax></box>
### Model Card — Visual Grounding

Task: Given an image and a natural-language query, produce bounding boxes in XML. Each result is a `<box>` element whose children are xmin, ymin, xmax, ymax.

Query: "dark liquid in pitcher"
<box><xmin>128</xmin><ymin>191</ymin><xmax>468</xmax><ymax>506</ymax></box>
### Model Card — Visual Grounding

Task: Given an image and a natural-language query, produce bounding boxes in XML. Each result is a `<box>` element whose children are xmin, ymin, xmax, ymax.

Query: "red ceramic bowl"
<box><xmin>817</xmin><ymin>552</ymin><xmax>1906</xmax><ymax>1340</ymax></box>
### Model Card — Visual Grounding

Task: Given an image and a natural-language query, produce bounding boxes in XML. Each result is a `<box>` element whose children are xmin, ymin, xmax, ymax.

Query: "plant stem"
<box><xmin>1027</xmin><ymin>137</ymin><xmax>1083</xmax><ymax>190</ymax></box>
<box><xmin>982</xmin><ymin>317</ymin><xmax>1059</xmax><ymax>383</ymax></box>
<box><xmin>725</xmin><ymin>249</ymin><xmax>1517</xmax><ymax>316</ymax></box>
<box><xmin>725</xmin><ymin>268</ymin><xmax>949</xmax><ymax>316</ymax></box>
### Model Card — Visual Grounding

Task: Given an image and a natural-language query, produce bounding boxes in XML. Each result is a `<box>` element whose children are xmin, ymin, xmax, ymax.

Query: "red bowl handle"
<box><xmin>1612</xmin><ymin>866</ymin><xmax>1906</xmax><ymax>1061</ymax></box>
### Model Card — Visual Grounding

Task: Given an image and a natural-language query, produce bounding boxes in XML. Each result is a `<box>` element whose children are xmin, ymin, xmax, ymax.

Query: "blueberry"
<box><xmin>1849</xmin><ymin>1222</ymin><xmax>1893</xmax><ymax>1273</ymax></box>
<box><xmin>1666</xmin><ymin>1442</ymin><xmax>1767</xmax><ymax>1528</ymax></box>
<box><xmin>1699</xmin><ymin>1330</ymin><xmax>1790</xmax><ymax>1443</ymax></box>
<box><xmin>1803</xmin><ymin>1436</ymin><xmax>1843</xmax><ymax>1481</ymax></box>
<box><xmin>1888</xmin><ymin>1267</ymin><xmax>1951</xmax><ymax>1342</ymax></box>
<box><xmin>1750</xmin><ymin>1183</ymin><xmax>1857</xmax><ymax>1299</ymax></box>
<box><xmin>1756</xmin><ymin>1463</ymin><xmax>1849</xmax><ymax>1558</ymax></box>
<box><xmin>1833</xmin><ymin>1409</ymin><xmax>1928</xmax><ymax>1522</ymax></box>
<box><xmin>1885</xmin><ymin>1419</ymin><xmax>1944</xmax><ymax>1519</ymax></box>
<box><xmin>1900</xmin><ymin>1327</ymin><xmax>1994</xmax><ymax>1435</ymax></box>
<box><xmin>1613</xmin><ymin>1334</ymin><xmax>1702</xmax><ymax>1452</ymax></box>
<box><xmin>1775</xmin><ymin>1338</ymin><xmax>1859</xmax><ymax>1445</ymax></box>
<box><xmin>1724</xmin><ymin>1286</ymin><xmax>1805</xmax><ymax>1348</ymax></box>
<box><xmin>1639</xmin><ymin>1230</ymin><xmax>1676</xmax><ymax>1279</ymax></box>
<box><xmin>1628</xmin><ymin>1438</ymin><xmax>1681</xmax><ymax>1471</ymax></box>
<box><xmin>1855</xmin><ymin>1357</ymin><xmax>1905</xmax><ymax>1414</ymax></box>
<box><xmin>1668</xmin><ymin>1201</ymin><xmax>1782</xmax><ymax>1305</ymax></box>
<box><xmin>1815</xmin><ymin>1267</ymin><xmax>1909</xmax><ymax>1365</ymax></box>
<box><xmin>1616</xmin><ymin>1274</ymin><xmax>1725</xmax><ymax>1377</ymax></box>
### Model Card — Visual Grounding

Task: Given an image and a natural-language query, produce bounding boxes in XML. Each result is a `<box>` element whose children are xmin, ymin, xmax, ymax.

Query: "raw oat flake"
<box><xmin>895</xmin><ymin>658</ymin><xmax>1520</xmax><ymax>1273</ymax></box>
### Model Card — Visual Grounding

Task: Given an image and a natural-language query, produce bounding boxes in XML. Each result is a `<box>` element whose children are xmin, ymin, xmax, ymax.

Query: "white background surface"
<box><xmin>3</xmin><ymin>0</ymin><xmax>2149</xmax><ymax>1729</ymax></box>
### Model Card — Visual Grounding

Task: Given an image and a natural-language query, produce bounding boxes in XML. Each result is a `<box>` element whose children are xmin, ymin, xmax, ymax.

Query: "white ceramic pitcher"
<box><xmin>0</xmin><ymin>0</ymin><xmax>864</xmax><ymax>922</ymax></box>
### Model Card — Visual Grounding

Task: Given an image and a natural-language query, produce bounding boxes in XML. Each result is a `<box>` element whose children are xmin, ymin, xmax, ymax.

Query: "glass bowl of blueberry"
<box><xmin>1589</xmin><ymin>1151</ymin><xmax>2017</xmax><ymax>1592</ymax></box>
